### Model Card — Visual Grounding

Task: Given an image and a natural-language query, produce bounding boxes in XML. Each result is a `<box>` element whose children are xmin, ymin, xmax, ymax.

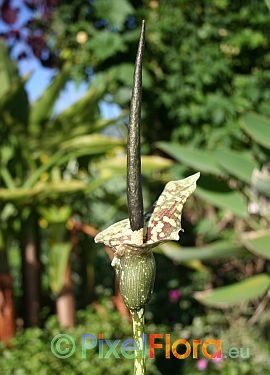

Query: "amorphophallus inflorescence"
<box><xmin>95</xmin><ymin>20</ymin><xmax>200</xmax><ymax>375</ymax></box>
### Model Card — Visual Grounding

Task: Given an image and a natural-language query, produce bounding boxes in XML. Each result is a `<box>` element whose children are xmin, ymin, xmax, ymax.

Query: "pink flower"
<box><xmin>168</xmin><ymin>289</ymin><xmax>182</xmax><ymax>302</ymax></box>
<box><xmin>212</xmin><ymin>354</ymin><xmax>223</xmax><ymax>364</ymax></box>
<box><xmin>197</xmin><ymin>358</ymin><xmax>208</xmax><ymax>371</ymax></box>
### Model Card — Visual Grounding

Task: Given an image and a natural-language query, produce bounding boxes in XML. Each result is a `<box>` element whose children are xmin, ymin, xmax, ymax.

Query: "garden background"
<box><xmin>0</xmin><ymin>0</ymin><xmax>269</xmax><ymax>374</ymax></box>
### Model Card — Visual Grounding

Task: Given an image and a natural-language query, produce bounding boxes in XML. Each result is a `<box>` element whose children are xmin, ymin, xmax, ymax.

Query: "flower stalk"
<box><xmin>127</xmin><ymin>21</ymin><xmax>146</xmax><ymax>373</ymax></box>
<box><xmin>131</xmin><ymin>309</ymin><xmax>146</xmax><ymax>375</ymax></box>
<box><xmin>95</xmin><ymin>20</ymin><xmax>200</xmax><ymax>375</ymax></box>
<box><xmin>127</xmin><ymin>20</ymin><xmax>145</xmax><ymax>233</ymax></box>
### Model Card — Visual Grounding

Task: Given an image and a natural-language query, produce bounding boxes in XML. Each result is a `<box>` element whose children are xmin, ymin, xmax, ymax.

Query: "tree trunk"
<box><xmin>21</xmin><ymin>214</ymin><xmax>41</xmax><ymax>327</ymax></box>
<box><xmin>0</xmin><ymin>232</ymin><xmax>16</xmax><ymax>342</ymax></box>
<box><xmin>56</xmin><ymin>262</ymin><xmax>75</xmax><ymax>327</ymax></box>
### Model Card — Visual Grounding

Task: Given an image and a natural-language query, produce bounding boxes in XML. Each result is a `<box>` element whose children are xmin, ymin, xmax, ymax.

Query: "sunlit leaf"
<box><xmin>30</xmin><ymin>64</ymin><xmax>70</xmax><ymax>130</ymax></box>
<box><xmin>0</xmin><ymin>181</ymin><xmax>87</xmax><ymax>202</ymax></box>
<box><xmin>0</xmin><ymin>40</ymin><xmax>17</xmax><ymax>96</ymax></box>
<box><xmin>194</xmin><ymin>274</ymin><xmax>270</xmax><ymax>307</ymax></box>
<box><xmin>241</xmin><ymin>112</ymin><xmax>270</xmax><ymax>149</ymax></box>
<box><xmin>158</xmin><ymin>240</ymin><xmax>245</xmax><ymax>262</ymax></box>
<box><xmin>241</xmin><ymin>230</ymin><xmax>270</xmax><ymax>259</ymax></box>
<box><xmin>60</xmin><ymin>134</ymin><xmax>123</xmax><ymax>153</ymax></box>
<box><xmin>196</xmin><ymin>176</ymin><xmax>248</xmax><ymax>218</ymax></box>
<box><xmin>95</xmin><ymin>155</ymin><xmax>173</xmax><ymax>175</ymax></box>
<box><xmin>157</xmin><ymin>142</ymin><xmax>221</xmax><ymax>175</ymax></box>
<box><xmin>251</xmin><ymin>167</ymin><xmax>270</xmax><ymax>198</ymax></box>
<box><xmin>89</xmin><ymin>32</ymin><xmax>125</xmax><ymax>61</ymax></box>
<box><xmin>0</xmin><ymin>42</ymin><xmax>29</xmax><ymax>126</ymax></box>
<box><xmin>93</xmin><ymin>0</ymin><xmax>133</xmax><ymax>29</ymax></box>
<box><xmin>215</xmin><ymin>149</ymin><xmax>257</xmax><ymax>184</ymax></box>
<box><xmin>39</xmin><ymin>206</ymin><xmax>72</xmax><ymax>224</ymax></box>
<box><xmin>49</xmin><ymin>242</ymin><xmax>72</xmax><ymax>294</ymax></box>
<box><xmin>55</xmin><ymin>73</ymin><xmax>109</xmax><ymax>125</ymax></box>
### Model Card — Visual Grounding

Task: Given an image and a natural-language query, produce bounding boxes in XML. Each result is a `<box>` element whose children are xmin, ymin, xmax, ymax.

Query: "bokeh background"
<box><xmin>0</xmin><ymin>1</ymin><xmax>269</xmax><ymax>374</ymax></box>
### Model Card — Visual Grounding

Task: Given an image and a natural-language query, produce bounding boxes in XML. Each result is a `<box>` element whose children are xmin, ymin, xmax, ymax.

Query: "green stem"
<box><xmin>131</xmin><ymin>308</ymin><xmax>146</xmax><ymax>375</ymax></box>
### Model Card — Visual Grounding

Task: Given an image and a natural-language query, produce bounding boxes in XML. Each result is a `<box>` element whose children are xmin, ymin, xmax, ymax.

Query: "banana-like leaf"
<box><xmin>158</xmin><ymin>241</ymin><xmax>245</xmax><ymax>262</ymax></box>
<box><xmin>24</xmin><ymin>135</ymin><xmax>123</xmax><ymax>188</ymax></box>
<box><xmin>29</xmin><ymin>63</ymin><xmax>70</xmax><ymax>130</ymax></box>
<box><xmin>157</xmin><ymin>142</ymin><xmax>221</xmax><ymax>175</ymax></box>
<box><xmin>215</xmin><ymin>149</ymin><xmax>257</xmax><ymax>185</ymax></box>
<box><xmin>49</xmin><ymin>242</ymin><xmax>72</xmax><ymax>294</ymax></box>
<box><xmin>0</xmin><ymin>180</ymin><xmax>87</xmax><ymax>202</ymax></box>
<box><xmin>28</xmin><ymin>114</ymin><xmax>125</xmax><ymax>152</ymax></box>
<box><xmin>194</xmin><ymin>274</ymin><xmax>270</xmax><ymax>307</ymax></box>
<box><xmin>0</xmin><ymin>78</ymin><xmax>29</xmax><ymax>127</ymax></box>
<box><xmin>95</xmin><ymin>155</ymin><xmax>173</xmax><ymax>175</ymax></box>
<box><xmin>54</xmin><ymin>72</ymin><xmax>109</xmax><ymax>125</ymax></box>
<box><xmin>241</xmin><ymin>112</ymin><xmax>270</xmax><ymax>149</ymax></box>
<box><xmin>0</xmin><ymin>42</ymin><xmax>29</xmax><ymax>126</ymax></box>
<box><xmin>60</xmin><ymin>134</ymin><xmax>123</xmax><ymax>153</ymax></box>
<box><xmin>241</xmin><ymin>230</ymin><xmax>270</xmax><ymax>259</ymax></box>
<box><xmin>0</xmin><ymin>41</ymin><xmax>17</xmax><ymax>95</ymax></box>
<box><xmin>0</xmin><ymin>168</ymin><xmax>16</xmax><ymax>189</ymax></box>
<box><xmin>196</xmin><ymin>176</ymin><xmax>248</xmax><ymax>218</ymax></box>
<box><xmin>39</xmin><ymin>206</ymin><xmax>72</xmax><ymax>224</ymax></box>
<box><xmin>0</xmin><ymin>176</ymin><xmax>112</xmax><ymax>204</ymax></box>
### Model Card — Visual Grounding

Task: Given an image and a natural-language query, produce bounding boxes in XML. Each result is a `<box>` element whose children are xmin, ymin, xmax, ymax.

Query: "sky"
<box><xmin>18</xmin><ymin>57</ymin><xmax>90</xmax><ymax>113</ymax></box>
<box><xmin>0</xmin><ymin>0</ymin><xmax>121</xmax><ymax>118</ymax></box>
<box><xmin>18</xmin><ymin>53</ymin><xmax>121</xmax><ymax>119</ymax></box>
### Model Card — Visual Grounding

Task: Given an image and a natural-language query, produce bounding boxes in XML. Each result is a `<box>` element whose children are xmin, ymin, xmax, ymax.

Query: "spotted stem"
<box><xmin>131</xmin><ymin>308</ymin><xmax>146</xmax><ymax>375</ymax></box>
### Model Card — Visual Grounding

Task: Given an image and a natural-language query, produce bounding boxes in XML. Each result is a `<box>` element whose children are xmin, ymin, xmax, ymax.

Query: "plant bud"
<box><xmin>116</xmin><ymin>249</ymin><xmax>156</xmax><ymax>312</ymax></box>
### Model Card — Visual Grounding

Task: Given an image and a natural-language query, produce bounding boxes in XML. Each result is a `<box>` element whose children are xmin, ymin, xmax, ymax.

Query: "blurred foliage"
<box><xmin>0</xmin><ymin>37</ymin><xmax>170</xmax><ymax>297</ymax></box>
<box><xmin>0</xmin><ymin>306</ymin><xmax>158</xmax><ymax>375</ymax></box>
<box><xmin>157</xmin><ymin>111</ymin><xmax>270</xmax><ymax>306</ymax></box>
<box><xmin>2</xmin><ymin>0</ymin><xmax>270</xmax><ymax>146</ymax></box>
<box><xmin>0</xmin><ymin>304</ymin><xmax>269</xmax><ymax>375</ymax></box>
<box><xmin>1</xmin><ymin>1</ymin><xmax>270</xmax><ymax>374</ymax></box>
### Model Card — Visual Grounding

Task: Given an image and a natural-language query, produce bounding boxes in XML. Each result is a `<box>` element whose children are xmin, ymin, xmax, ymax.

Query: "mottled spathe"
<box><xmin>95</xmin><ymin>172</ymin><xmax>200</xmax><ymax>258</ymax></box>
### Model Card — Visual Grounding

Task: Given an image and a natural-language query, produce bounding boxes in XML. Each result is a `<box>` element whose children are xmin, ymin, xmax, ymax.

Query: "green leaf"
<box><xmin>0</xmin><ymin>41</ymin><xmax>29</xmax><ymax>126</ymax></box>
<box><xmin>60</xmin><ymin>134</ymin><xmax>124</xmax><ymax>154</ymax></box>
<box><xmin>23</xmin><ymin>135</ymin><xmax>123</xmax><ymax>189</ymax></box>
<box><xmin>93</xmin><ymin>0</ymin><xmax>133</xmax><ymax>29</ymax></box>
<box><xmin>157</xmin><ymin>142</ymin><xmax>221</xmax><ymax>175</ymax></box>
<box><xmin>0</xmin><ymin>177</ymin><xmax>112</xmax><ymax>204</ymax></box>
<box><xmin>95</xmin><ymin>155</ymin><xmax>173</xmax><ymax>175</ymax></box>
<box><xmin>241</xmin><ymin>230</ymin><xmax>270</xmax><ymax>259</ymax></box>
<box><xmin>241</xmin><ymin>112</ymin><xmax>270</xmax><ymax>149</ymax></box>
<box><xmin>158</xmin><ymin>241</ymin><xmax>245</xmax><ymax>262</ymax></box>
<box><xmin>196</xmin><ymin>176</ymin><xmax>248</xmax><ymax>218</ymax></box>
<box><xmin>38</xmin><ymin>206</ymin><xmax>71</xmax><ymax>224</ymax></box>
<box><xmin>89</xmin><ymin>32</ymin><xmax>125</xmax><ymax>61</ymax></box>
<box><xmin>49</xmin><ymin>242</ymin><xmax>72</xmax><ymax>294</ymax></box>
<box><xmin>0</xmin><ymin>77</ymin><xmax>29</xmax><ymax>127</ymax></box>
<box><xmin>55</xmin><ymin>73</ymin><xmax>109</xmax><ymax>125</ymax></box>
<box><xmin>194</xmin><ymin>274</ymin><xmax>270</xmax><ymax>307</ymax></box>
<box><xmin>109</xmin><ymin>63</ymin><xmax>153</xmax><ymax>89</ymax></box>
<box><xmin>0</xmin><ymin>180</ymin><xmax>87</xmax><ymax>203</ymax></box>
<box><xmin>251</xmin><ymin>167</ymin><xmax>270</xmax><ymax>198</ymax></box>
<box><xmin>0</xmin><ymin>168</ymin><xmax>16</xmax><ymax>189</ymax></box>
<box><xmin>215</xmin><ymin>149</ymin><xmax>257</xmax><ymax>184</ymax></box>
<box><xmin>30</xmin><ymin>64</ymin><xmax>70</xmax><ymax>130</ymax></box>
<box><xmin>0</xmin><ymin>41</ymin><xmax>17</xmax><ymax>96</ymax></box>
